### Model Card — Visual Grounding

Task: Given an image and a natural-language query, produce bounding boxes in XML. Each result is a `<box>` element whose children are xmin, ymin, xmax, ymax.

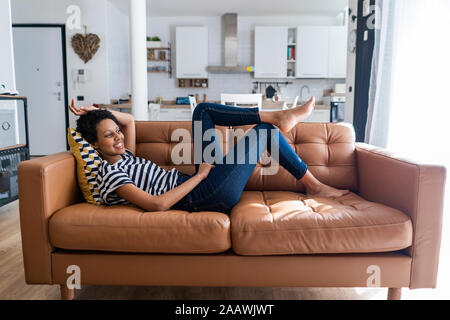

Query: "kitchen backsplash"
<box><xmin>147</xmin><ymin>73</ymin><xmax>344</xmax><ymax>104</ymax></box>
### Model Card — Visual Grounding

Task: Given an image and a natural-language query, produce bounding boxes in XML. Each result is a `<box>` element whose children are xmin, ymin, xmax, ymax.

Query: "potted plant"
<box><xmin>147</xmin><ymin>36</ymin><xmax>162</xmax><ymax>48</ymax></box>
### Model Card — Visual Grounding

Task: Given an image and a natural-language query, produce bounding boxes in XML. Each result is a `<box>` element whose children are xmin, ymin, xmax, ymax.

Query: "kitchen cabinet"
<box><xmin>296</xmin><ymin>26</ymin><xmax>347</xmax><ymax>79</ymax></box>
<box><xmin>303</xmin><ymin>109</ymin><xmax>331</xmax><ymax>123</ymax></box>
<box><xmin>328</xmin><ymin>26</ymin><xmax>347</xmax><ymax>78</ymax></box>
<box><xmin>296</xmin><ymin>26</ymin><xmax>329</xmax><ymax>78</ymax></box>
<box><xmin>253</xmin><ymin>25</ymin><xmax>347</xmax><ymax>79</ymax></box>
<box><xmin>158</xmin><ymin>109</ymin><xmax>172</xmax><ymax>121</ymax></box>
<box><xmin>254</xmin><ymin>26</ymin><xmax>288</xmax><ymax>78</ymax></box>
<box><xmin>176</xmin><ymin>26</ymin><xmax>208</xmax><ymax>78</ymax></box>
<box><xmin>157</xmin><ymin>108</ymin><xmax>192</xmax><ymax>121</ymax></box>
<box><xmin>174</xmin><ymin>109</ymin><xmax>192</xmax><ymax>121</ymax></box>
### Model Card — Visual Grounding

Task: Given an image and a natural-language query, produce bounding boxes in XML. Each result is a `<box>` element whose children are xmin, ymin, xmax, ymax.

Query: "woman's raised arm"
<box><xmin>106</xmin><ymin>108</ymin><xmax>135</xmax><ymax>156</ymax></box>
<box><xmin>69</xmin><ymin>99</ymin><xmax>136</xmax><ymax>155</ymax></box>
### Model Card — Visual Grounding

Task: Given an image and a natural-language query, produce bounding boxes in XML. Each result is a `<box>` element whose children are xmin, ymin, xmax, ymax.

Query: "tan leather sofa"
<box><xmin>18</xmin><ymin>121</ymin><xmax>447</xmax><ymax>300</ymax></box>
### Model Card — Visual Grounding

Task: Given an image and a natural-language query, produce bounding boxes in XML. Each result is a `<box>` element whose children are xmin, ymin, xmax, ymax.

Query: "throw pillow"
<box><xmin>67</xmin><ymin>127</ymin><xmax>102</xmax><ymax>205</ymax></box>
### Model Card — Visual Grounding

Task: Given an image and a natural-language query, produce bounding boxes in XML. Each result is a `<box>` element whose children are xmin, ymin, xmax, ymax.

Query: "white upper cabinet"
<box><xmin>296</xmin><ymin>26</ymin><xmax>329</xmax><ymax>78</ymax></box>
<box><xmin>295</xmin><ymin>26</ymin><xmax>347</xmax><ymax>79</ymax></box>
<box><xmin>254</xmin><ymin>26</ymin><xmax>288</xmax><ymax>78</ymax></box>
<box><xmin>176</xmin><ymin>26</ymin><xmax>208</xmax><ymax>78</ymax></box>
<box><xmin>328</xmin><ymin>26</ymin><xmax>348</xmax><ymax>78</ymax></box>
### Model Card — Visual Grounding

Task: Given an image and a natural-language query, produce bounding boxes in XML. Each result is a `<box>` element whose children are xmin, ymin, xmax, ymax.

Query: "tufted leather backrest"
<box><xmin>135</xmin><ymin>121</ymin><xmax>358</xmax><ymax>192</ymax></box>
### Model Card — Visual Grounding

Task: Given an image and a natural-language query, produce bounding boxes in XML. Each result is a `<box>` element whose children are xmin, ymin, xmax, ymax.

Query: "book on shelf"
<box><xmin>287</xmin><ymin>47</ymin><xmax>295</xmax><ymax>60</ymax></box>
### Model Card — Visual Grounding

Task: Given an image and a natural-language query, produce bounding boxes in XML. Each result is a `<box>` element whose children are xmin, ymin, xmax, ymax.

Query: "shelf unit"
<box><xmin>287</xmin><ymin>28</ymin><xmax>297</xmax><ymax>78</ymax></box>
<box><xmin>178</xmin><ymin>78</ymin><xmax>209</xmax><ymax>88</ymax></box>
<box><xmin>147</xmin><ymin>43</ymin><xmax>172</xmax><ymax>77</ymax></box>
<box><xmin>0</xmin><ymin>95</ymin><xmax>30</xmax><ymax>207</ymax></box>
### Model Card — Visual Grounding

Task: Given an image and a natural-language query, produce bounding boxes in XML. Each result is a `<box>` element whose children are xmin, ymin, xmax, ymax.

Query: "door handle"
<box><xmin>2</xmin><ymin>121</ymin><xmax>11</xmax><ymax>131</ymax></box>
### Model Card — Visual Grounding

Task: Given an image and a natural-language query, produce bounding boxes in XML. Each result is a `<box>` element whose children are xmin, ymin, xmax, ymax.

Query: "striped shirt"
<box><xmin>97</xmin><ymin>149</ymin><xmax>180</xmax><ymax>205</ymax></box>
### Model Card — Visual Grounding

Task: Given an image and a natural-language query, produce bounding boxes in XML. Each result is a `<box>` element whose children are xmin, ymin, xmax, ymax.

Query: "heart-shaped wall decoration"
<box><xmin>71</xmin><ymin>33</ymin><xmax>101</xmax><ymax>63</ymax></box>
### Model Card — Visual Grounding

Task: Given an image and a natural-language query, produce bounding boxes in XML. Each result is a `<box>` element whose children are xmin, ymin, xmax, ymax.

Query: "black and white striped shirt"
<box><xmin>97</xmin><ymin>149</ymin><xmax>180</xmax><ymax>205</ymax></box>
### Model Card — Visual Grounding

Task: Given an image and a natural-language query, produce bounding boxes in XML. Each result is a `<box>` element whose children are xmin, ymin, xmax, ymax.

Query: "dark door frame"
<box><xmin>353</xmin><ymin>0</ymin><xmax>376</xmax><ymax>142</ymax></box>
<box><xmin>12</xmin><ymin>23</ymin><xmax>70</xmax><ymax>151</ymax></box>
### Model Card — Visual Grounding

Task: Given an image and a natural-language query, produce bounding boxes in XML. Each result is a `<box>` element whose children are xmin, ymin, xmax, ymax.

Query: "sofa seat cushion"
<box><xmin>231</xmin><ymin>191</ymin><xmax>413</xmax><ymax>255</ymax></box>
<box><xmin>49</xmin><ymin>203</ymin><xmax>231</xmax><ymax>254</ymax></box>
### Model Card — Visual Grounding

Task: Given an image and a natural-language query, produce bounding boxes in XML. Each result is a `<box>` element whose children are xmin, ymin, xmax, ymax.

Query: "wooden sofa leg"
<box><xmin>60</xmin><ymin>285</ymin><xmax>75</xmax><ymax>300</ymax></box>
<box><xmin>387</xmin><ymin>288</ymin><xmax>402</xmax><ymax>300</ymax></box>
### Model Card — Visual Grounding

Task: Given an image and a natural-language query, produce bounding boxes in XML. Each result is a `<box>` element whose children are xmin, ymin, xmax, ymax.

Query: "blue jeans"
<box><xmin>171</xmin><ymin>103</ymin><xmax>308</xmax><ymax>214</ymax></box>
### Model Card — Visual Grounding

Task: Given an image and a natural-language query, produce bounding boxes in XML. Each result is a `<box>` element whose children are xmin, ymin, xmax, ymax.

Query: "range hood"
<box><xmin>206</xmin><ymin>13</ymin><xmax>251</xmax><ymax>73</ymax></box>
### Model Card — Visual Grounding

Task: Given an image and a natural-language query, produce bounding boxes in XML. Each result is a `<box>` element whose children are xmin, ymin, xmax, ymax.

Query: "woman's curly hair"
<box><xmin>76</xmin><ymin>109</ymin><xmax>120</xmax><ymax>145</ymax></box>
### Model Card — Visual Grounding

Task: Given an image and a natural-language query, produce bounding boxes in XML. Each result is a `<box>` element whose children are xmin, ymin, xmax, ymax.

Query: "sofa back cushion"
<box><xmin>135</xmin><ymin>121</ymin><xmax>358</xmax><ymax>192</ymax></box>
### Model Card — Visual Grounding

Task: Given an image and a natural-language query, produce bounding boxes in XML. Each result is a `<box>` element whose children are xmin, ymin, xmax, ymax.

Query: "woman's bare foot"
<box><xmin>306</xmin><ymin>181</ymin><xmax>350</xmax><ymax>199</ymax></box>
<box><xmin>277</xmin><ymin>96</ymin><xmax>315</xmax><ymax>133</ymax></box>
<box><xmin>300</xmin><ymin>170</ymin><xmax>350</xmax><ymax>199</ymax></box>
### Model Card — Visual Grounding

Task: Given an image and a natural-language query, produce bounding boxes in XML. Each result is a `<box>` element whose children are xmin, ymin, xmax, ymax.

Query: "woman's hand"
<box><xmin>68</xmin><ymin>98</ymin><xmax>97</xmax><ymax>116</ymax></box>
<box><xmin>196</xmin><ymin>163</ymin><xmax>215</xmax><ymax>180</ymax></box>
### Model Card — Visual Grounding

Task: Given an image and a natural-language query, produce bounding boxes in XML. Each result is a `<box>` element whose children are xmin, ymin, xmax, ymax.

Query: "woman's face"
<box><xmin>92</xmin><ymin>119</ymin><xmax>126</xmax><ymax>157</ymax></box>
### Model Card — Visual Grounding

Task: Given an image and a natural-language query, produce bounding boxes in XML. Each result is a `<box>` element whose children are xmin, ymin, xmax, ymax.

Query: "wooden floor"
<box><xmin>0</xmin><ymin>200</ymin><xmax>446</xmax><ymax>300</ymax></box>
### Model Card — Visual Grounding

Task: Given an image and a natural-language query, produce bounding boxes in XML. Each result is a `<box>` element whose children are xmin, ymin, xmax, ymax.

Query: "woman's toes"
<box><xmin>306</xmin><ymin>184</ymin><xmax>350</xmax><ymax>199</ymax></box>
<box><xmin>278</xmin><ymin>98</ymin><xmax>316</xmax><ymax>133</ymax></box>
<box><xmin>291</xmin><ymin>96</ymin><xmax>316</xmax><ymax>122</ymax></box>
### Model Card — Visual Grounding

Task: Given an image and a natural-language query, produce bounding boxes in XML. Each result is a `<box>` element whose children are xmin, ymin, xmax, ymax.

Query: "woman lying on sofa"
<box><xmin>69</xmin><ymin>98</ymin><xmax>349</xmax><ymax>214</ymax></box>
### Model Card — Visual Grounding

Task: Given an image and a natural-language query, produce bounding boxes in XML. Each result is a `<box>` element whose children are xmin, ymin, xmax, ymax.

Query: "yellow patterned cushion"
<box><xmin>67</xmin><ymin>127</ymin><xmax>102</xmax><ymax>205</ymax></box>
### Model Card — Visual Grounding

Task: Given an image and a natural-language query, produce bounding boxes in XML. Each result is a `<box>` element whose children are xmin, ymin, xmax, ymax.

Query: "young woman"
<box><xmin>69</xmin><ymin>98</ymin><xmax>349</xmax><ymax>214</ymax></box>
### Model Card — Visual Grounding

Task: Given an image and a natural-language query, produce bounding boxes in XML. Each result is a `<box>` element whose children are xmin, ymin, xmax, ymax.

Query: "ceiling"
<box><xmin>143</xmin><ymin>0</ymin><xmax>348</xmax><ymax>16</ymax></box>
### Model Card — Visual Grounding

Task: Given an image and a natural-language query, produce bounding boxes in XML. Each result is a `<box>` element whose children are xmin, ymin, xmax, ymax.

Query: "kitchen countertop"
<box><xmin>100</xmin><ymin>101</ymin><xmax>330</xmax><ymax>110</ymax></box>
<box><xmin>261</xmin><ymin>100</ymin><xmax>330</xmax><ymax>110</ymax></box>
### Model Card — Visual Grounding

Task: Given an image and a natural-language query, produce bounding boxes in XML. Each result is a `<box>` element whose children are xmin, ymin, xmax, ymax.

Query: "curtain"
<box><xmin>366</xmin><ymin>0</ymin><xmax>450</xmax><ymax>293</ymax></box>
<box><xmin>366</xmin><ymin>0</ymin><xmax>450</xmax><ymax>160</ymax></box>
<box><xmin>365</xmin><ymin>0</ymin><xmax>396</xmax><ymax>147</ymax></box>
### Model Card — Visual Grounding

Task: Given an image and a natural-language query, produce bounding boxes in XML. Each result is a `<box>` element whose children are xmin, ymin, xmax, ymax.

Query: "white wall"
<box><xmin>11</xmin><ymin>0</ymin><xmax>111</xmax><ymax>128</ymax></box>
<box><xmin>9</xmin><ymin>0</ymin><xmax>349</xmax><ymax>119</ymax></box>
<box><xmin>147</xmin><ymin>15</ymin><xmax>344</xmax><ymax>103</ymax></box>
<box><xmin>0</xmin><ymin>0</ymin><xmax>20</xmax><ymax>147</ymax></box>
<box><xmin>107</xmin><ymin>8</ymin><xmax>346</xmax><ymax>103</ymax></box>
<box><xmin>0</xmin><ymin>0</ymin><xmax>16</xmax><ymax>92</ymax></box>
<box><xmin>107</xmin><ymin>0</ymin><xmax>131</xmax><ymax>100</ymax></box>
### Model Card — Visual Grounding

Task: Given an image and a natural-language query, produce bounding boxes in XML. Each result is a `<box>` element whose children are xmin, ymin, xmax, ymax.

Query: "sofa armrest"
<box><xmin>355</xmin><ymin>143</ymin><xmax>447</xmax><ymax>289</ymax></box>
<box><xmin>18</xmin><ymin>151</ymin><xmax>81</xmax><ymax>284</ymax></box>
